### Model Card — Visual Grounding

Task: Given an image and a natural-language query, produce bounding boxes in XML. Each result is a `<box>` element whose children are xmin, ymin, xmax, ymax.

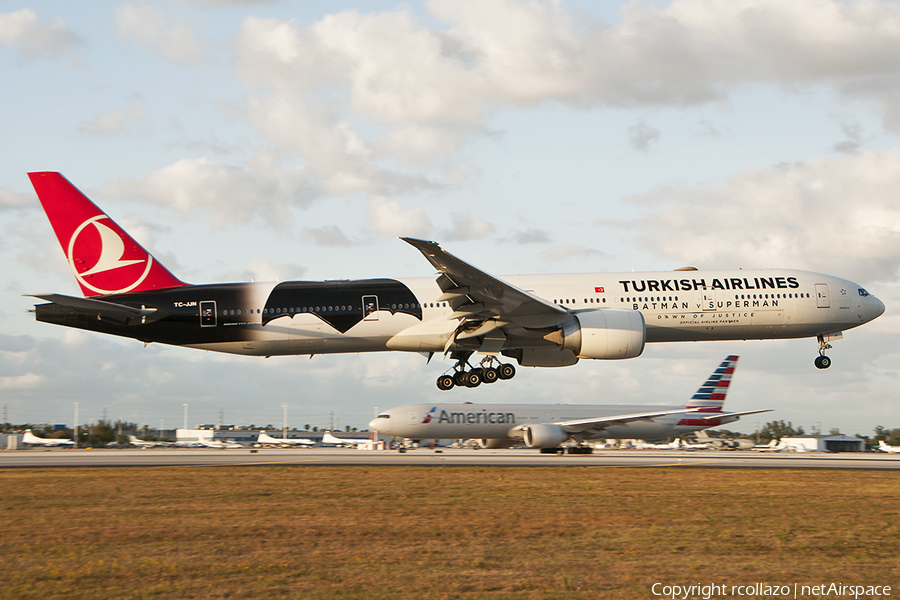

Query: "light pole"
<box><xmin>73</xmin><ymin>402</ymin><xmax>79</xmax><ymax>447</ymax></box>
<box><xmin>183</xmin><ymin>404</ymin><xmax>188</xmax><ymax>430</ymax></box>
<box><xmin>282</xmin><ymin>404</ymin><xmax>287</xmax><ymax>441</ymax></box>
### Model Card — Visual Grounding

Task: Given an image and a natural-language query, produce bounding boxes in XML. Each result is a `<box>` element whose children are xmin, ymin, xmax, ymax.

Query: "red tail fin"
<box><xmin>28</xmin><ymin>172</ymin><xmax>188</xmax><ymax>297</ymax></box>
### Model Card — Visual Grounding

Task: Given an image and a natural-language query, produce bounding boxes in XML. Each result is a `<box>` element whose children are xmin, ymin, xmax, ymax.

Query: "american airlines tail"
<box><xmin>28</xmin><ymin>172</ymin><xmax>187</xmax><ymax>296</ymax></box>
<box><xmin>684</xmin><ymin>355</ymin><xmax>738</xmax><ymax>413</ymax></box>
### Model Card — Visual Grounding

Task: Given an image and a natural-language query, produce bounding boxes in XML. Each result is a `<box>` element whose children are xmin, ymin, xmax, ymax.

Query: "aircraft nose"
<box><xmin>368</xmin><ymin>417</ymin><xmax>385</xmax><ymax>433</ymax></box>
<box><xmin>874</xmin><ymin>297</ymin><xmax>886</xmax><ymax>319</ymax></box>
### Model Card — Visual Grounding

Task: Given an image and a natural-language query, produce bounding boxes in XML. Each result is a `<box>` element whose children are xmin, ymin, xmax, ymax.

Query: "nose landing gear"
<box><xmin>435</xmin><ymin>355</ymin><xmax>517</xmax><ymax>390</ymax></box>
<box><xmin>815</xmin><ymin>334</ymin><xmax>833</xmax><ymax>369</ymax></box>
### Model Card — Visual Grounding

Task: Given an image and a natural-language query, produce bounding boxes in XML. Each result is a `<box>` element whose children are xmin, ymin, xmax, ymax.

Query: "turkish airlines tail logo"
<box><xmin>29</xmin><ymin>172</ymin><xmax>187</xmax><ymax>297</ymax></box>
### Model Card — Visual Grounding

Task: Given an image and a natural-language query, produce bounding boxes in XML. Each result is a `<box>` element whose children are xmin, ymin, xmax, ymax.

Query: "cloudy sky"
<box><xmin>2</xmin><ymin>0</ymin><xmax>898</xmax><ymax>436</ymax></box>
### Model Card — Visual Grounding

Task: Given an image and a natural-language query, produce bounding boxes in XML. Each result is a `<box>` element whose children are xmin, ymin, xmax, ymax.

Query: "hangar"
<box><xmin>780</xmin><ymin>434</ymin><xmax>866</xmax><ymax>453</ymax></box>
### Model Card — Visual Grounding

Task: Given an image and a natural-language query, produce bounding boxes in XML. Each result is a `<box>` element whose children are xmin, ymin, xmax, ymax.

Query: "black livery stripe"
<box><xmin>263</xmin><ymin>279</ymin><xmax>422</xmax><ymax>333</ymax></box>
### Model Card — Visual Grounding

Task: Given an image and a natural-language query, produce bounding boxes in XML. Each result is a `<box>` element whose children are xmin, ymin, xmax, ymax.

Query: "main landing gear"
<box><xmin>815</xmin><ymin>334</ymin><xmax>833</xmax><ymax>370</ymax></box>
<box><xmin>436</xmin><ymin>355</ymin><xmax>516</xmax><ymax>391</ymax></box>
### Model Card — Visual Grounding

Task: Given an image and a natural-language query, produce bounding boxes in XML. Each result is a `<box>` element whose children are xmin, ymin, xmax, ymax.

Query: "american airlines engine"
<box><xmin>27</xmin><ymin>173</ymin><xmax>885</xmax><ymax>391</ymax></box>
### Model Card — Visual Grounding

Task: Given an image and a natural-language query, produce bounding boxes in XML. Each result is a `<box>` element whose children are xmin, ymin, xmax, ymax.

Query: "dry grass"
<box><xmin>0</xmin><ymin>466</ymin><xmax>898</xmax><ymax>599</ymax></box>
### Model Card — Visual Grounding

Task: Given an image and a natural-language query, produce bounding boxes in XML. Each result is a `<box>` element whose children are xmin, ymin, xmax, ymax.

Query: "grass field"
<box><xmin>1</xmin><ymin>466</ymin><xmax>898</xmax><ymax>599</ymax></box>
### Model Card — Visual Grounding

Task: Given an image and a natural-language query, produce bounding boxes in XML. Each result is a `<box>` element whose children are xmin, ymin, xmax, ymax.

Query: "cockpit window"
<box><xmin>376</xmin><ymin>414</ymin><xmax>390</xmax><ymax>419</ymax></box>
<box><xmin>858</xmin><ymin>288</ymin><xmax>871</xmax><ymax>297</ymax></box>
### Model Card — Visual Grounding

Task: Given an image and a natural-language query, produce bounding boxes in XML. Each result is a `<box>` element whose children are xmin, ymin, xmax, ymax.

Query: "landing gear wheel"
<box><xmin>454</xmin><ymin>371</ymin><xmax>470</xmax><ymax>387</ymax></box>
<box><xmin>481</xmin><ymin>367</ymin><xmax>499</xmax><ymax>384</ymax></box>
<box><xmin>567</xmin><ymin>447</ymin><xmax>593</xmax><ymax>455</ymax></box>
<box><xmin>815</xmin><ymin>355</ymin><xmax>832</xmax><ymax>369</ymax></box>
<box><xmin>497</xmin><ymin>363</ymin><xmax>516</xmax><ymax>380</ymax></box>
<box><xmin>437</xmin><ymin>375</ymin><xmax>455</xmax><ymax>391</ymax></box>
<box><xmin>463</xmin><ymin>371</ymin><xmax>482</xmax><ymax>388</ymax></box>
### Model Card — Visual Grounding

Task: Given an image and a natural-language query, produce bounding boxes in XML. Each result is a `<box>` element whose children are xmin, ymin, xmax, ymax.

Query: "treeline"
<box><xmin>3</xmin><ymin>420</ymin><xmax>141</xmax><ymax>447</ymax></box>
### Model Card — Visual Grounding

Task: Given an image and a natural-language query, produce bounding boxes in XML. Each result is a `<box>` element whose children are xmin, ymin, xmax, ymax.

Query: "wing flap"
<box><xmin>703</xmin><ymin>409</ymin><xmax>773</xmax><ymax>420</ymax></box>
<box><xmin>402</xmin><ymin>237</ymin><xmax>566</xmax><ymax>330</ymax></box>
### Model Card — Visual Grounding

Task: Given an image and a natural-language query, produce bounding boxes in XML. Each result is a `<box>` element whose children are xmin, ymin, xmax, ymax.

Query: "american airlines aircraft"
<box><xmin>370</xmin><ymin>355</ymin><xmax>768</xmax><ymax>449</ymax></box>
<box><xmin>27</xmin><ymin>172</ymin><xmax>884</xmax><ymax>390</ymax></box>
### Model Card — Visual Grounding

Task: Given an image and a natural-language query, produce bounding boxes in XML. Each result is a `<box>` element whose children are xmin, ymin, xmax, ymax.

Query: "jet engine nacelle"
<box><xmin>522</xmin><ymin>424</ymin><xmax>570</xmax><ymax>448</ymax></box>
<box><xmin>479</xmin><ymin>438</ymin><xmax>518</xmax><ymax>449</ymax></box>
<box><xmin>547</xmin><ymin>309</ymin><xmax>645</xmax><ymax>360</ymax></box>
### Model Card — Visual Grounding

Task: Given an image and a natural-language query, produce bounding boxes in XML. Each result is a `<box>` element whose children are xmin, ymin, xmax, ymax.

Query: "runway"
<box><xmin>3</xmin><ymin>447</ymin><xmax>900</xmax><ymax>469</ymax></box>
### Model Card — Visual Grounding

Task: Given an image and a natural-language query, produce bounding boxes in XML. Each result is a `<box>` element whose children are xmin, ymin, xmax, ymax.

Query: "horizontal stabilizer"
<box><xmin>703</xmin><ymin>409</ymin><xmax>773</xmax><ymax>420</ymax></box>
<box><xmin>28</xmin><ymin>293</ymin><xmax>166</xmax><ymax>325</ymax></box>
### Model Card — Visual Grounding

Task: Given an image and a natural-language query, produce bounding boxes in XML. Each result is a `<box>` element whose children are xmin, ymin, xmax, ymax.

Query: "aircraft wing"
<box><xmin>703</xmin><ymin>409</ymin><xmax>773</xmax><ymax>420</ymax></box>
<box><xmin>402</xmin><ymin>238</ymin><xmax>566</xmax><ymax>331</ymax></box>
<box><xmin>28</xmin><ymin>293</ymin><xmax>166</xmax><ymax>325</ymax></box>
<box><xmin>551</xmin><ymin>408</ymin><xmax>703</xmax><ymax>433</ymax></box>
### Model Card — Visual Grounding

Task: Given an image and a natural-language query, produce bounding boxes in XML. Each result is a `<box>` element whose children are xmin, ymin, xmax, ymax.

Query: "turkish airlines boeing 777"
<box><xmin>27</xmin><ymin>172</ymin><xmax>884</xmax><ymax>391</ymax></box>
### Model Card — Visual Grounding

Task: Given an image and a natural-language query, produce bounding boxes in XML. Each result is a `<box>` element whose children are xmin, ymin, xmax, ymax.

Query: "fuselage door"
<box><xmin>362</xmin><ymin>295</ymin><xmax>379</xmax><ymax>321</ymax></box>
<box><xmin>815</xmin><ymin>284</ymin><xmax>830</xmax><ymax>309</ymax></box>
<box><xmin>200</xmin><ymin>301</ymin><xmax>217</xmax><ymax>327</ymax></box>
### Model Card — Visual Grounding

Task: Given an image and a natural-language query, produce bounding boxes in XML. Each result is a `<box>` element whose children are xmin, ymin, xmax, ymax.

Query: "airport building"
<box><xmin>176</xmin><ymin>428</ymin><xmax>259</xmax><ymax>445</ymax></box>
<box><xmin>780</xmin><ymin>434</ymin><xmax>866</xmax><ymax>453</ymax></box>
<box><xmin>1</xmin><ymin>433</ymin><xmax>22</xmax><ymax>450</ymax></box>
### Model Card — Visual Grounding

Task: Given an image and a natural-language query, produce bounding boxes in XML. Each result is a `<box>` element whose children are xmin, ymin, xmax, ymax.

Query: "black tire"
<box><xmin>437</xmin><ymin>375</ymin><xmax>455</xmax><ymax>391</ymax></box>
<box><xmin>464</xmin><ymin>371</ymin><xmax>482</xmax><ymax>387</ymax></box>
<box><xmin>454</xmin><ymin>371</ymin><xmax>469</xmax><ymax>387</ymax></box>
<box><xmin>815</xmin><ymin>355</ymin><xmax>832</xmax><ymax>369</ymax></box>
<box><xmin>481</xmin><ymin>367</ymin><xmax>499</xmax><ymax>383</ymax></box>
<box><xmin>498</xmin><ymin>363</ymin><xmax>516</xmax><ymax>380</ymax></box>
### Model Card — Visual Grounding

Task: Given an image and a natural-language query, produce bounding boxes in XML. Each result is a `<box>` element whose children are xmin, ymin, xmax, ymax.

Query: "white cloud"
<box><xmin>234</xmin><ymin>259</ymin><xmax>305</xmax><ymax>283</ymax></box>
<box><xmin>0</xmin><ymin>8</ymin><xmax>82</xmax><ymax>65</ymax></box>
<box><xmin>78</xmin><ymin>96</ymin><xmax>145</xmax><ymax>135</ymax></box>
<box><xmin>99</xmin><ymin>158</ymin><xmax>322</xmax><ymax>229</ymax></box>
<box><xmin>628</xmin><ymin>120</ymin><xmax>661</xmax><ymax>151</ymax></box>
<box><xmin>624</xmin><ymin>149</ymin><xmax>900</xmax><ymax>283</ymax></box>
<box><xmin>542</xmin><ymin>244</ymin><xmax>605</xmax><ymax>262</ymax></box>
<box><xmin>115</xmin><ymin>2</ymin><xmax>208</xmax><ymax>64</ymax></box>
<box><xmin>440</xmin><ymin>211</ymin><xmax>495</xmax><ymax>241</ymax></box>
<box><xmin>0</xmin><ymin>187</ymin><xmax>32</xmax><ymax>209</ymax></box>
<box><xmin>0</xmin><ymin>373</ymin><xmax>43</xmax><ymax>390</ymax></box>
<box><xmin>303</xmin><ymin>226</ymin><xmax>356</xmax><ymax>247</ymax></box>
<box><xmin>508</xmin><ymin>229</ymin><xmax>553</xmax><ymax>244</ymax></box>
<box><xmin>227</xmin><ymin>0</ymin><xmax>900</xmax><ymax>199</ymax></box>
<box><xmin>185</xmin><ymin>0</ymin><xmax>275</xmax><ymax>6</ymax></box>
<box><xmin>365</xmin><ymin>197</ymin><xmax>432</xmax><ymax>238</ymax></box>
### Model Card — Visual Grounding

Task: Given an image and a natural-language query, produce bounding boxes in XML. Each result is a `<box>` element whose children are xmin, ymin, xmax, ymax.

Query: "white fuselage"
<box><xmin>185</xmin><ymin>269</ymin><xmax>884</xmax><ymax>358</ymax></box>
<box><xmin>370</xmin><ymin>403</ymin><xmax>742</xmax><ymax>442</ymax></box>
